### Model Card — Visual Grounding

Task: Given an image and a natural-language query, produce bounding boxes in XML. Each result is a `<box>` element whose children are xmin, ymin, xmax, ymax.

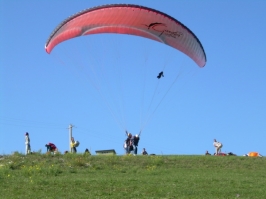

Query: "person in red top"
<box><xmin>45</xmin><ymin>143</ymin><xmax>57</xmax><ymax>153</ymax></box>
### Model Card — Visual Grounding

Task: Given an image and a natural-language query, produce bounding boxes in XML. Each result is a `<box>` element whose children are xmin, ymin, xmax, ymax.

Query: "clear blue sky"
<box><xmin>1</xmin><ymin>0</ymin><xmax>265</xmax><ymax>156</ymax></box>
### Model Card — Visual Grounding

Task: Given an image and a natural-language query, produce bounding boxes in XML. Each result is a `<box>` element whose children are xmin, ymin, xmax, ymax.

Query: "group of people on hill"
<box><xmin>123</xmin><ymin>131</ymin><xmax>149</xmax><ymax>155</ymax></box>
<box><xmin>205</xmin><ymin>139</ymin><xmax>262</xmax><ymax>157</ymax></box>
<box><xmin>25</xmin><ymin>132</ymin><xmax>81</xmax><ymax>155</ymax></box>
<box><xmin>25</xmin><ymin>131</ymin><xmax>145</xmax><ymax>156</ymax></box>
<box><xmin>24</xmin><ymin>132</ymin><xmax>228</xmax><ymax>157</ymax></box>
<box><xmin>124</xmin><ymin>131</ymin><xmax>140</xmax><ymax>156</ymax></box>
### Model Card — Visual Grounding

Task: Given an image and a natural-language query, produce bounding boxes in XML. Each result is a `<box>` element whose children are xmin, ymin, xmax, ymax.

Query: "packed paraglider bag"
<box><xmin>227</xmin><ymin>152</ymin><xmax>236</xmax><ymax>156</ymax></box>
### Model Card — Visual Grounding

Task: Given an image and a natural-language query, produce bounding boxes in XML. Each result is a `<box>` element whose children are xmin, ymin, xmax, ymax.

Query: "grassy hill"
<box><xmin>0</xmin><ymin>153</ymin><xmax>265</xmax><ymax>199</ymax></box>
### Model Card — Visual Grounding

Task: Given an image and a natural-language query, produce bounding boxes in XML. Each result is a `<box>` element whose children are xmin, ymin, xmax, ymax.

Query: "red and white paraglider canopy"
<box><xmin>45</xmin><ymin>4</ymin><xmax>206</xmax><ymax>67</ymax></box>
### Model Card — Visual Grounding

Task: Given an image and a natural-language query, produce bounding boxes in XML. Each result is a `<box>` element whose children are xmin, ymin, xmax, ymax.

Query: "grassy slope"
<box><xmin>0</xmin><ymin>153</ymin><xmax>265</xmax><ymax>199</ymax></box>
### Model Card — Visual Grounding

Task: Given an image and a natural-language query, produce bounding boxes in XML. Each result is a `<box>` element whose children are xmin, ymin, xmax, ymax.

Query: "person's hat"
<box><xmin>135</xmin><ymin>134</ymin><xmax>138</xmax><ymax>137</ymax></box>
<box><xmin>25</xmin><ymin>132</ymin><xmax>29</xmax><ymax>135</ymax></box>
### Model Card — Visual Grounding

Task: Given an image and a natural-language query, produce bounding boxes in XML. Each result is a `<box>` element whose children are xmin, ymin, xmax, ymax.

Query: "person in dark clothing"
<box><xmin>142</xmin><ymin>148</ymin><xmax>148</xmax><ymax>155</ymax></box>
<box><xmin>84</xmin><ymin>148</ymin><xmax>91</xmax><ymax>155</ymax></box>
<box><xmin>125</xmin><ymin>130</ymin><xmax>141</xmax><ymax>155</ymax></box>
<box><xmin>132</xmin><ymin>134</ymin><xmax>140</xmax><ymax>156</ymax></box>
<box><xmin>157</xmin><ymin>71</ymin><xmax>164</xmax><ymax>79</ymax></box>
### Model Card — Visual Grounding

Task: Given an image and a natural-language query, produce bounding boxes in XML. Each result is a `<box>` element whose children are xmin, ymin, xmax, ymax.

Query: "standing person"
<box><xmin>125</xmin><ymin>131</ymin><xmax>132</xmax><ymax>155</ymax></box>
<box><xmin>25</xmin><ymin>132</ymin><xmax>31</xmax><ymax>155</ymax></box>
<box><xmin>132</xmin><ymin>134</ymin><xmax>140</xmax><ymax>156</ymax></box>
<box><xmin>213</xmin><ymin>139</ymin><xmax>223</xmax><ymax>155</ymax></box>
<box><xmin>70</xmin><ymin>137</ymin><xmax>77</xmax><ymax>153</ymax></box>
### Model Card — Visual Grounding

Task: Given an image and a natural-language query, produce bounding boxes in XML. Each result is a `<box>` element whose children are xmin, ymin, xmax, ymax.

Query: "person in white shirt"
<box><xmin>213</xmin><ymin>139</ymin><xmax>223</xmax><ymax>155</ymax></box>
<box><xmin>25</xmin><ymin>132</ymin><xmax>31</xmax><ymax>155</ymax></box>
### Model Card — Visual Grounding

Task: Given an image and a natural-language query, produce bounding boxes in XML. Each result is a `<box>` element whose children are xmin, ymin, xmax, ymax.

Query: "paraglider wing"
<box><xmin>45</xmin><ymin>4</ymin><xmax>206</xmax><ymax>67</ymax></box>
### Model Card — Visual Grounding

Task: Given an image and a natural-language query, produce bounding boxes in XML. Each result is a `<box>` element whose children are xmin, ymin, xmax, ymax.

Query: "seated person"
<box><xmin>142</xmin><ymin>148</ymin><xmax>148</xmax><ymax>155</ymax></box>
<box><xmin>205</xmin><ymin>150</ymin><xmax>211</xmax><ymax>155</ymax></box>
<box><xmin>84</xmin><ymin>148</ymin><xmax>91</xmax><ymax>155</ymax></box>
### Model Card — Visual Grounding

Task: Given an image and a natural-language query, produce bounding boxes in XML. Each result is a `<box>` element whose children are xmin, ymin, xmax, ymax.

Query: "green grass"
<box><xmin>0</xmin><ymin>153</ymin><xmax>265</xmax><ymax>199</ymax></box>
